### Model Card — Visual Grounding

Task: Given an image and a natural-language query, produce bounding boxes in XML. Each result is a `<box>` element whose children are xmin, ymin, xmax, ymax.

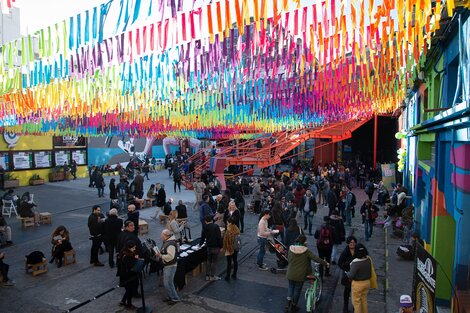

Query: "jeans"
<box><xmin>287</xmin><ymin>280</ymin><xmax>305</xmax><ymax>305</ymax></box>
<box><xmin>121</xmin><ymin>278</ymin><xmax>138</xmax><ymax>306</ymax></box>
<box><xmin>303</xmin><ymin>211</ymin><xmax>314</xmax><ymax>234</ymax></box>
<box><xmin>107</xmin><ymin>241</ymin><xmax>117</xmax><ymax>267</ymax></box>
<box><xmin>163</xmin><ymin>265</ymin><xmax>179</xmax><ymax>300</ymax></box>
<box><xmin>345</xmin><ymin>208</ymin><xmax>352</xmax><ymax>226</ymax></box>
<box><xmin>239</xmin><ymin>210</ymin><xmax>245</xmax><ymax>232</ymax></box>
<box><xmin>174</xmin><ymin>181</ymin><xmax>181</xmax><ymax>192</ymax></box>
<box><xmin>257</xmin><ymin>237</ymin><xmax>267</xmax><ymax>266</ymax></box>
<box><xmin>226</xmin><ymin>251</ymin><xmax>238</xmax><ymax>277</ymax></box>
<box><xmin>90</xmin><ymin>236</ymin><xmax>102</xmax><ymax>264</ymax></box>
<box><xmin>365</xmin><ymin>220</ymin><xmax>374</xmax><ymax>241</ymax></box>
<box><xmin>317</xmin><ymin>247</ymin><xmax>332</xmax><ymax>277</ymax></box>
<box><xmin>206</xmin><ymin>248</ymin><xmax>219</xmax><ymax>277</ymax></box>
<box><xmin>97</xmin><ymin>187</ymin><xmax>104</xmax><ymax>197</ymax></box>
<box><xmin>0</xmin><ymin>261</ymin><xmax>10</xmax><ymax>281</ymax></box>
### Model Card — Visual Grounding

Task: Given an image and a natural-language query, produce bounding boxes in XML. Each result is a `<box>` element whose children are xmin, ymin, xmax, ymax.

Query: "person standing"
<box><xmin>300</xmin><ymin>189</ymin><xmax>317</xmax><ymax>236</ymax></box>
<box><xmin>285</xmin><ymin>234</ymin><xmax>328</xmax><ymax>312</ymax></box>
<box><xmin>142</xmin><ymin>160</ymin><xmax>150</xmax><ymax>180</ymax></box>
<box><xmin>151</xmin><ymin>183</ymin><xmax>166</xmax><ymax>219</ymax></box>
<box><xmin>126</xmin><ymin>205</ymin><xmax>139</xmax><ymax>236</ymax></box>
<box><xmin>338</xmin><ymin>236</ymin><xmax>357</xmax><ymax>313</ymax></box>
<box><xmin>109</xmin><ymin>178</ymin><xmax>118</xmax><ymax>211</ymax></box>
<box><xmin>199</xmin><ymin>194</ymin><xmax>213</xmax><ymax>226</ymax></box>
<box><xmin>0</xmin><ymin>250</ymin><xmax>14</xmax><ymax>286</ymax></box>
<box><xmin>0</xmin><ymin>165</ymin><xmax>5</xmax><ymax>191</ymax></box>
<box><xmin>118</xmin><ymin>240</ymin><xmax>140</xmax><ymax>309</ymax></box>
<box><xmin>132</xmin><ymin>171</ymin><xmax>144</xmax><ymax>199</ymax></box>
<box><xmin>347</xmin><ymin>244</ymin><xmax>373</xmax><ymax>313</ymax></box>
<box><xmin>103</xmin><ymin>209</ymin><xmax>123</xmax><ymax>268</ymax></box>
<box><xmin>70</xmin><ymin>160</ymin><xmax>77</xmax><ymax>180</ymax></box>
<box><xmin>173</xmin><ymin>167</ymin><xmax>182</xmax><ymax>192</ymax></box>
<box><xmin>329</xmin><ymin>210</ymin><xmax>346</xmax><ymax>265</ymax></box>
<box><xmin>314</xmin><ymin>216</ymin><xmax>335</xmax><ymax>278</ymax></box>
<box><xmin>327</xmin><ymin>185</ymin><xmax>338</xmax><ymax>216</ymax></box>
<box><xmin>192</xmin><ymin>177</ymin><xmax>206</xmax><ymax>211</ymax></box>
<box><xmin>223</xmin><ymin>200</ymin><xmax>241</xmax><ymax>230</ymax></box>
<box><xmin>223</xmin><ymin>217</ymin><xmax>241</xmax><ymax>281</ymax></box>
<box><xmin>156</xmin><ymin>229</ymin><xmax>180</xmax><ymax>305</ymax></box>
<box><xmin>398</xmin><ymin>295</ymin><xmax>415</xmax><ymax>313</ymax></box>
<box><xmin>364</xmin><ymin>180</ymin><xmax>375</xmax><ymax>201</ymax></box>
<box><xmin>360</xmin><ymin>200</ymin><xmax>379</xmax><ymax>241</ymax></box>
<box><xmin>95</xmin><ymin>171</ymin><xmax>105</xmax><ymax>198</ymax></box>
<box><xmin>88</xmin><ymin>205</ymin><xmax>104</xmax><ymax>266</ymax></box>
<box><xmin>234</xmin><ymin>191</ymin><xmax>245</xmax><ymax>233</ymax></box>
<box><xmin>252</xmin><ymin>179</ymin><xmax>262</xmax><ymax>214</ymax></box>
<box><xmin>200</xmin><ymin>215</ymin><xmax>223</xmax><ymax>281</ymax></box>
<box><xmin>257</xmin><ymin>210</ymin><xmax>276</xmax><ymax>271</ymax></box>
<box><xmin>117</xmin><ymin>177</ymin><xmax>130</xmax><ymax>213</ymax></box>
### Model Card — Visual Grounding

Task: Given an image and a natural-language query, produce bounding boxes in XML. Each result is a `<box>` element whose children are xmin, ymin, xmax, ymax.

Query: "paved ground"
<box><xmin>0</xmin><ymin>171</ymin><xmax>414</xmax><ymax>313</ymax></box>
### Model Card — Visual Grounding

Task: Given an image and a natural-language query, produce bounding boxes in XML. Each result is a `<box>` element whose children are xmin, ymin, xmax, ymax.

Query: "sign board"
<box><xmin>413</xmin><ymin>244</ymin><xmax>436</xmax><ymax>313</ymax></box>
<box><xmin>72</xmin><ymin>150</ymin><xmax>87</xmax><ymax>165</ymax></box>
<box><xmin>34</xmin><ymin>151</ymin><xmax>52</xmax><ymax>168</ymax></box>
<box><xmin>12</xmin><ymin>152</ymin><xmax>32</xmax><ymax>169</ymax></box>
<box><xmin>55</xmin><ymin>150</ymin><xmax>70</xmax><ymax>166</ymax></box>
<box><xmin>381</xmin><ymin>163</ymin><xmax>397</xmax><ymax>191</ymax></box>
<box><xmin>53</xmin><ymin>136</ymin><xmax>87</xmax><ymax>148</ymax></box>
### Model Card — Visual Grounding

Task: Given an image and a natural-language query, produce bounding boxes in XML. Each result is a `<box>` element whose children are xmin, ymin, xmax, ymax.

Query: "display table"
<box><xmin>174</xmin><ymin>238</ymin><xmax>207</xmax><ymax>290</ymax></box>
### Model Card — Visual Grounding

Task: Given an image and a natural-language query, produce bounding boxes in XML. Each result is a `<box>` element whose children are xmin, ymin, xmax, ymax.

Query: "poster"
<box><xmin>413</xmin><ymin>244</ymin><xmax>436</xmax><ymax>313</ymax></box>
<box><xmin>381</xmin><ymin>163</ymin><xmax>397</xmax><ymax>191</ymax></box>
<box><xmin>0</xmin><ymin>153</ymin><xmax>8</xmax><ymax>169</ymax></box>
<box><xmin>72</xmin><ymin>150</ymin><xmax>87</xmax><ymax>165</ymax></box>
<box><xmin>34</xmin><ymin>151</ymin><xmax>52</xmax><ymax>168</ymax></box>
<box><xmin>12</xmin><ymin>152</ymin><xmax>32</xmax><ymax>169</ymax></box>
<box><xmin>53</xmin><ymin>136</ymin><xmax>87</xmax><ymax>148</ymax></box>
<box><xmin>55</xmin><ymin>150</ymin><xmax>70</xmax><ymax>166</ymax></box>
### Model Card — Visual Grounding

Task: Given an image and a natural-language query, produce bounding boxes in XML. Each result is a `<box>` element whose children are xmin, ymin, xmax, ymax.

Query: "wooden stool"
<box><xmin>138</xmin><ymin>219</ymin><xmax>148</xmax><ymax>235</ymax></box>
<box><xmin>144</xmin><ymin>198</ymin><xmax>153</xmax><ymax>208</ymax></box>
<box><xmin>159</xmin><ymin>215</ymin><xmax>169</xmax><ymax>224</ymax></box>
<box><xmin>63</xmin><ymin>249</ymin><xmax>76</xmax><ymax>265</ymax></box>
<box><xmin>25</xmin><ymin>258</ymin><xmax>47</xmax><ymax>276</ymax></box>
<box><xmin>19</xmin><ymin>217</ymin><xmax>35</xmax><ymax>228</ymax></box>
<box><xmin>39</xmin><ymin>212</ymin><xmax>52</xmax><ymax>225</ymax></box>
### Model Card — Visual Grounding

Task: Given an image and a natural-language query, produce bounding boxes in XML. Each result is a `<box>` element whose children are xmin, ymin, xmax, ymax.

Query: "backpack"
<box><xmin>26</xmin><ymin>250</ymin><xmax>45</xmax><ymax>264</ymax></box>
<box><xmin>317</xmin><ymin>226</ymin><xmax>332</xmax><ymax>248</ymax></box>
<box><xmin>365</xmin><ymin>182</ymin><xmax>373</xmax><ymax>194</ymax></box>
<box><xmin>233</xmin><ymin>234</ymin><xmax>242</xmax><ymax>252</ymax></box>
<box><xmin>349</xmin><ymin>192</ymin><xmax>357</xmax><ymax>207</ymax></box>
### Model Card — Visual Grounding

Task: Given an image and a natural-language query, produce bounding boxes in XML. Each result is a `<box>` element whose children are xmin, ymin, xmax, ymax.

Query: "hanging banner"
<box><xmin>53</xmin><ymin>136</ymin><xmax>87</xmax><ymax>149</ymax></box>
<box><xmin>413</xmin><ymin>244</ymin><xmax>436</xmax><ymax>313</ymax></box>
<box><xmin>381</xmin><ymin>163</ymin><xmax>396</xmax><ymax>191</ymax></box>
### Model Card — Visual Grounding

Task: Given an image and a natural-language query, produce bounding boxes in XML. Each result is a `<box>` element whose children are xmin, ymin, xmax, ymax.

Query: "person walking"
<box><xmin>109</xmin><ymin>178</ymin><xmax>118</xmax><ymax>211</ymax></box>
<box><xmin>151</xmin><ymin>183</ymin><xmax>166</xmax><ymax>219</ymax></box>
<box><xmin>338</xmin><ymin>236</ymin><xmax>358</xmax><ymax>313</ymax></box>
<box><xmin>117</xmin><ymin>177</ymin><xmax>130</xmax><ymax>214</ymax></box>
<box><xmin>327</xmin><ymin>184</ymin><xmax>338</xmax><ymax>216</ymax></box>
<box><xmin>173</xmin><ymin>167</ymin><xmax>182</xmax><ymax>192</ymax></box>
<box><xmin>314</xmin><ymin>216</ymin><xmax>335</xmax><ymax>278</ymax></box>
<box><xmin>285</xmin><ymin>234</ymin><xmax>328</xmax><ymax>313</ymax></box>
<box><xmin>329</xmin><ymin>210</ymin><xmax>346</xmax><ymax>265</ymax></box>
<box><xmin>192</xmin><ymin>177</ymin><xmax>206</xmax><ymax>211</ymax></box>
<box><xmin>300</xmin><ymin>189</ymin><xmax>317</xmax><ymax>236</ymax></box>
<box><xmin>118</xmin><ymin>240</ymin><xmax>140</xmax><ymax>309</ymax></box>
<box><xmin>88</xmin><ymin>205</ymin><xmax>104</xmax><ymax>266</ymax></box>
<box><xmin>234</xmin><ymin>190</ymin><xmax>245</xmax><ymax>233</ymax></box>
<box><xmin>132</xmin><ymin>171</ymin><xmax>144</xmax><ymax>199</ymax></box>
<box><xmin>257</xmin><ymin>210</ymin><xmax>277</xmax><ymax>271</ymax></box>
<box><xmin>346</xmin><ymin>244</ymin><xmax>373</xmax><ymax>313</ymax></box>
<box><xmin>156</xmin><ymin>229</ymin><xmax>180</xmax><ymax>305</ymax></box>
<box><xmin>223</xmin><ymin>217</ymin><xmax>241</xmax><ymax>281</ymax></box>
<box><xmin>70</xmin><ymin>160</ymin><xmax>77</xmax><ymax>180</ymax></box>
<box><xmin>364</xmin><ymin>180</ymin><xmax>375</xmax><ymax>201</ymax></box>
<box><xmin>103</xmin><ymin>208</ymin><xmax>123</xmax><ymax>268</ymax></box>
<box><xmin>200</xmin><ymin>215</ymin><xmax>223</xmax><ymax>281</ymax></box>
<box><xmin>252</xmin><ymin>179</ymin><xmax>263</xmax><ymax>214</ymax></box>
<box><xmin>360</xmin><ymin>200</ymin><xmax>379</xmax><ymax>241</ymax></box>
<box><xmin>345</xmin><ymin>187</ymin><xmax>356</xmax><ymax>226</ymax></box>
<box><xmin>126</xmin><ymin>204</ymin><xmax>139</xmax><ymax>237</ymax></box>
<box><xmin>199</xmin><ymin>194</ymin><xmax>213</xmax><ymax>225</ymax></box>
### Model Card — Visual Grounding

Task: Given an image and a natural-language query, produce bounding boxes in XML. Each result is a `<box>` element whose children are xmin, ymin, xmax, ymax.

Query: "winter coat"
<box><xmin>223</xmin><ymin>224</ymin><xmax>240</xmax><ymax>255</ymax></box>
<box><xmin>286</xmin><ymin>245</ymin><xmax>327</xmax><ymax>282</ymax></box>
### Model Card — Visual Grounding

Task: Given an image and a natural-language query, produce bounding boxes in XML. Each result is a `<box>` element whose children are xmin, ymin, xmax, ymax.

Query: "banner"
<box><xmin>53</xmin><ymin>136</ymin><xmax>87</xmax><ymax>149</ymax></box>
<box><xmin>413</xmin><ymin>244</ymin><xmax>436</xmax><ymax>313</ymax></box>
<box><xmin>381</xmin><ymin>163</ymin><xmax>396</xmax><ymax>191</ymax></box>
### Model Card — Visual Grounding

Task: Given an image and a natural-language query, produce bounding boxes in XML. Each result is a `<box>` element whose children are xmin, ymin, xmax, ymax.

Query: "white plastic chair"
<box><xmin>2</xmin><ymin>200</ymin><xmax>18</xmax><ymax>218</ymax></box>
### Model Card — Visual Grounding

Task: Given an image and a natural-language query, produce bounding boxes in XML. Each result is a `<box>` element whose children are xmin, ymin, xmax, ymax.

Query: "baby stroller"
<box><xmin>267</xmin><ymin>236</ymin><xmax>288</xmax><ymax>274</ymax></box>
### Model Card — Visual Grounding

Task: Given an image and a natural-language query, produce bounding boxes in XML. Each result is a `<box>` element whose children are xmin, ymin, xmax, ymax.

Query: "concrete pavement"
<box><xmin>0</xmin><ymin>171</ymin><xmax>414</xmax><ymax>313</ymax></box>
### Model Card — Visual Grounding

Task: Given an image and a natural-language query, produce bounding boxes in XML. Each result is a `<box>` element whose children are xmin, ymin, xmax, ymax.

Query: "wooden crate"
<box><xmin>25</xmin><ymin>258</ymin><xmax>48</xmax><ymax>276</ymax></box>
<box><xmin>138</xmin><ymin>219</ymin><xmax>148</xmax><ymax>235</ymax></box>
<box><xmin>39</xmin><ymin>212</ymin><xmax>52</xmax><ymax>225</ymax></box>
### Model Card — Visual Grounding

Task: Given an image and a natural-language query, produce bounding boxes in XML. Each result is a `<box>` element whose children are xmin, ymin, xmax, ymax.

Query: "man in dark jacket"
<box><xmin>117</xmin><ymin>220</ymin><xmax>143</xmax><ymax>256</ymax></box>
<box><xmin>300</xmin><ymin>189</ymin><xmax>317</xmax><ymax>235</ymax></box>
<box><xmin>88</xmin><ymin>205</ymin><xmax>104</xmax><ymax>266</ymax></box>
<box><xmin>314</xmin><ymin>216</ymin><xmax>335</xmax><ymax>278</ymax></box>
<box><xmin>132</xmin><ymin>171</ymin><xmax>144</xmax><ymax>199</ymax></box>
<box><xmin>327</xmin><ymin>184</ymin><xmax>338</xmax><ymax>216</ymax></box>
<box><xmin>103</xmin><ymin>208</ymin><xmax>123</xmax><ymax>268</ymax></box>
<box><xmin>151</xmin><ymin>183</ymin><xmax>166</xmax><ymax>219</ymax></box>
<box><xmin>200</xmin><ymin>215</ymin><xmax>222</xmax><ymax>281</ymax></box>
<box><xmin>199</xmin><ymin>194</ymin><xmax>213</xmax><ymax>225</ymax></box>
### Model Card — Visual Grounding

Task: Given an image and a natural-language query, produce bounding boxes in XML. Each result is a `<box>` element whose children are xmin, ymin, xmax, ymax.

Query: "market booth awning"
<box><xmin>0</xmin><ymin>0</ymin><xmax>459</xmax><ymax>138</ymax></box>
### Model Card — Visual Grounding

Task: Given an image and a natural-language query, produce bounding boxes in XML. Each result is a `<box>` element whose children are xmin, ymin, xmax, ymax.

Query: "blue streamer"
<box><xmin>114</xmin><ymin>0</ymin><xmax>124</xmax><ymax>34</ymax></box>
<box><xmin>84</xmin><ymin>10</ymin><xmax>90</xmax><ymax>44</ymax></box>
<box><xmin>132</xmin><ymin>0</ymin><xmax>141</xmax><ymax>24</ymax></box>
<box><xmin>92</xmin><ymin>7</ymin><xmax>98</xmax><ymax>41</ymax></box>
<box><xmin>76</xmin><ymin>13</ymin><xmax>82</xmax><ymax>48</ymax></box>
<box><xmin>69</xmin><ymin>16</ymin><xmax>74</xmax><ymax>50</ymax></box>
<box><xmin>98</xmin><ymin>1</ymin><xmax>113</xmax><ymax>43</ymax></box>
<box><xmin>147</xmin><ymin>0</ymin><xmax>153</xmax><ymax>16</ymax></box>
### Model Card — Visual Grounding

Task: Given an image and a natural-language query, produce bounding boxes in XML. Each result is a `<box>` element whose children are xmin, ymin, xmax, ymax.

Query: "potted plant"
<box><xmin>29</xmin><ymin>174</ymin><xmax>45</xmax><ymax>186</ymax></box>
<box><xmin>4</xmin><ymin>172</ymin><xmax>20</xmax><ymax>188</ymax></box>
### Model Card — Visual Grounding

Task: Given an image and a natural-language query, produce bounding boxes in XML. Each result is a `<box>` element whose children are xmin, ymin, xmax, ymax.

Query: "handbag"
<box><xmin>369</xmin><ymin>257</ymin><xmax>378</xmax><ymax>289</ymax></box>
<box><xmin>341</xmin><ymin>271</ymin><xmax>351</xmax><ymax>286</ymax></box>
<box><xmin>371</xmin><ymin>211</ymin><xmax>379</xmax><ymax>220</ymax></box>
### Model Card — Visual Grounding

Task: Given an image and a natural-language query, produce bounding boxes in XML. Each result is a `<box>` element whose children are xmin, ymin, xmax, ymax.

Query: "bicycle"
<box><xmin>305</xmin><ymin>262</ymin><xmax>322</xmax><ymax>313</ymax></box>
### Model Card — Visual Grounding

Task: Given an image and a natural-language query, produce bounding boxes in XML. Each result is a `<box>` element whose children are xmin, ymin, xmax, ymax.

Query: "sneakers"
<box><xmin>258</xmin><ymin>264</ymin><xmax>269</xmax><ymax>271</ymax></box>
<box><xmin>210</xmin><ymin>276</ymin><xmax>221</xmax><ymax>281</ymax></box>
<box><xmin>94</xmin><ymin>262</ymin><xmax>105</xmax><ymax>267</ymax></box>
<box><xmin>2</xmin><ymin>280</ymin><xmax>14</xmax><ymax>287</ymax></box>
<box><xmin>205</xmin><ymin>276</ymin><xmax>211</xmax><ymax>281</ymax></box>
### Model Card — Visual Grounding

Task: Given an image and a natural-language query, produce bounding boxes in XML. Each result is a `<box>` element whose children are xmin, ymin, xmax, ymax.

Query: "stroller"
<box><xmin>267</xmin><ymin>236</ymin><xmax>288</xmax><ymax>274</ymax></box>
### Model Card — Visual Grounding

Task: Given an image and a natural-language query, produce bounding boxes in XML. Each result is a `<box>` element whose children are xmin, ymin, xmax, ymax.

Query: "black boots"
<box><xmin>49</xmin><ymin>257</ymin><xmax>55</xmax><ymax>264</ymax></box>
<box><xmin>284</xmin><ymin>300</ymin><xmax>299</xmax><ymax>313</ymax></box>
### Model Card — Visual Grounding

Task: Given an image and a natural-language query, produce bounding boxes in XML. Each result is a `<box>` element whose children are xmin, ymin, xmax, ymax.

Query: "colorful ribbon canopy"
<box><xmin>0</xmin><ymin>0</ymin><xmax>455</xmax><ymax>138</ymax></box>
